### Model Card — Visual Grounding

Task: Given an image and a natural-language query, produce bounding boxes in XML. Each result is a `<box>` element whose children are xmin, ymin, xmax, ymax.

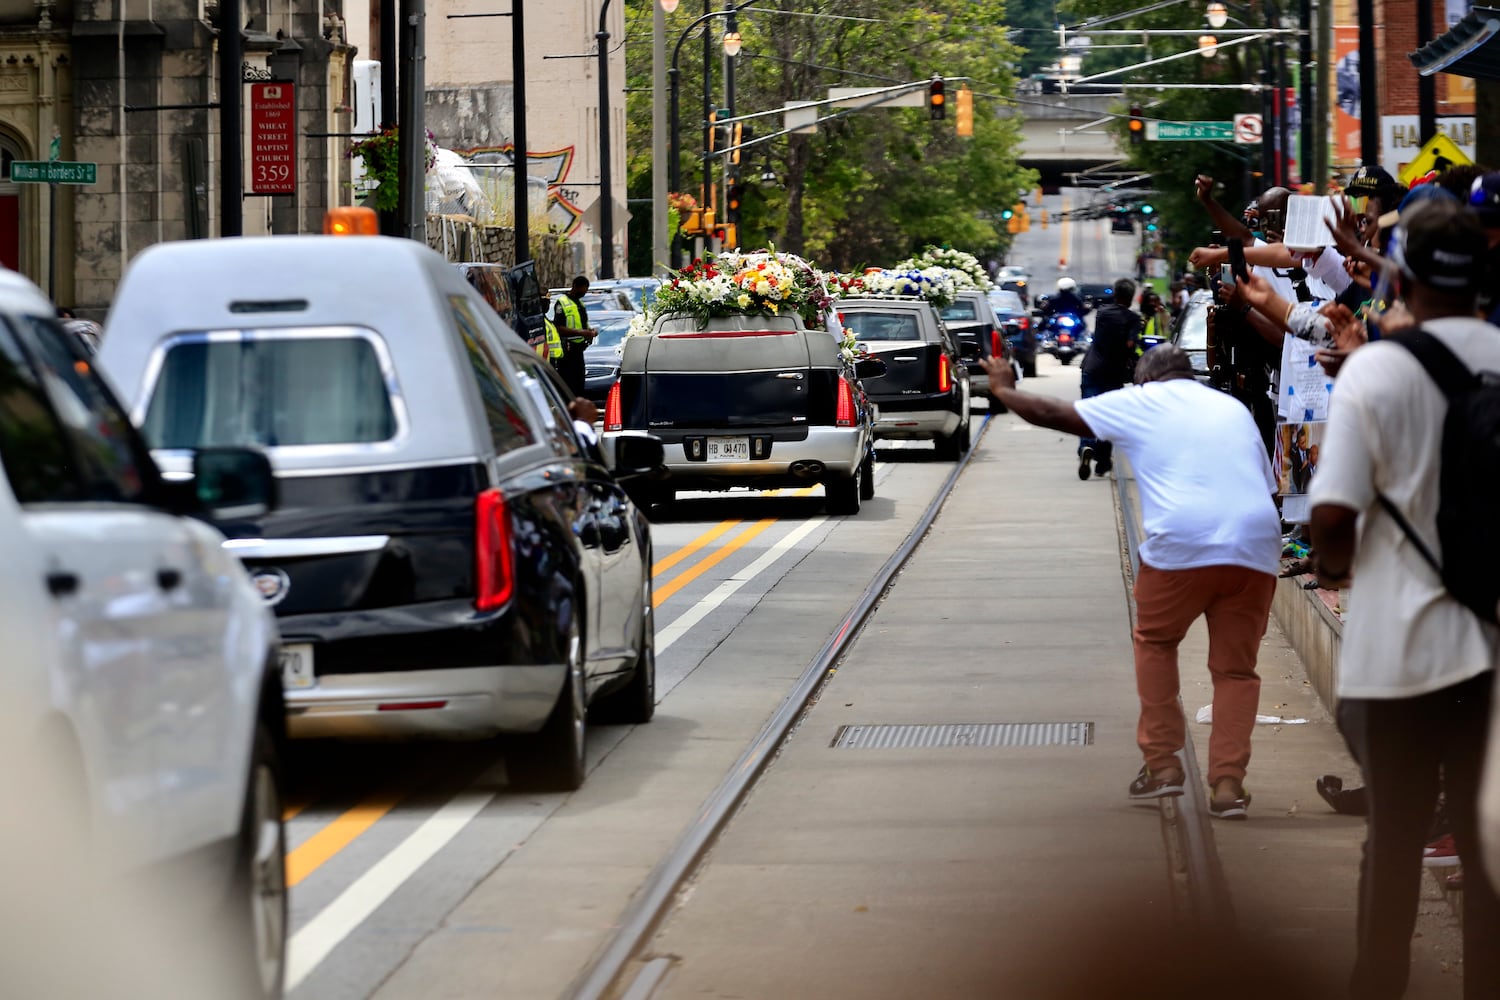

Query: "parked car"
<box><xmin>457</xmin><ymin>260</ymin><xmax>547</xmax><ymax>351</ymax></box>
<box><xmin>998</xmin><ymin>265</ymin><xmax>1028</xmax><ymax>283</ymax></box>
<box><xmin>604</xmin><ymin>312</ymin><xmax>884</xmax><ymax>515</ymax></box>
<box><xmin>938</xmin><ymin>288</ymin><xmax>1019</xmax><ymax>396</ymax></box>
<box><xmin>988</xmin><ymin>288</ymin><xmax>1036</xmax><ymax>378</ymax></box>
<box><xmin>0</xmin><ymin>269</ymin><xmax>288</xmax><ymax>997</ymax></box>
<box><xmin>1172</xmin><ymin>289</ymin><xmax>1214</xmax><ymax>380</ymax></box>
<box><xmin>839</xmin><ymin>296</ymin><xmax>974</xmax><ymax>459</ymax></box>
<box><xmin>999</xmin><ymin>277</ymin><xmax>1030</xmax><ymax>307</ymax></box>
<box><xmin>588</xmin><ymin>277</ymin><xmax>662</xmax><ymax>313</ymax></box>
<box><xmin>553</xmin><ymin>286</ymin><xmax>637</xmax><ymax>314</ymax></box>
<box><xmin>583</xmin><ymin>309</ymin><xmax>637</xmax><ymax>405</ymax></box>
<box><xmin>100</xmin><ymin>235</ymin><xmax>664</xmax><ymax>792</ymax></box>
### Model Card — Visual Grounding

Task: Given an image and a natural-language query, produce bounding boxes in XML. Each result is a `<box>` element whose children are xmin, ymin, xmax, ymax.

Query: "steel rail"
<box><xmin>568</xmin><ymin>414</ymin><xmax>997</xmax><ymax>1000</ymax></box>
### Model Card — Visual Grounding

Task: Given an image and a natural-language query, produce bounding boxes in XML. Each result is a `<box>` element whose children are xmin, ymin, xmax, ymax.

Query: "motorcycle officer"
<box><xmin>1045</xmin><ymin>277</ymin><xmax>1090</xmax><ymax>319</ymax></box>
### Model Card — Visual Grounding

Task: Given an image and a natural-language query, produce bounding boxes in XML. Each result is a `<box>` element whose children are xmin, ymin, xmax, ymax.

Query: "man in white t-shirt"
<box><xmin>1309</xmin><ymin>199</ymin><xmax>1500</xmax><ymax>998</ymax></box>
<box><xmin>982</xmin><ymin>346</ymin><xmax>1281</xmax><ymax>818</ymax></box>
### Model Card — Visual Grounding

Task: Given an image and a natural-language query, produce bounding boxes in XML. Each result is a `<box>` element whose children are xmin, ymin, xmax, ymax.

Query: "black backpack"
<box><xmin>1376</xmin><ymin>329</ymin><xmax>1500</xmax><ymax>624</ymax></box>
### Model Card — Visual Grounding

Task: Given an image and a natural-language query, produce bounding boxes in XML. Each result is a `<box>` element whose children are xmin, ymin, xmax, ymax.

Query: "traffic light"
<box><xmin>725</xmin><ymin>182</ymin><xmax>745</xmax><ymax>223</ymax></box>
<box><xmin>955</xmin><ymin>86</ymin><xmax>973</xmax><ymax>137</ymax></box>
<box><xmin>1128</xmin><ymin>105</ymin><xmax>1144</xmax><ymax>145</ymax></box>
<box><xmin>712</xmin><ymin>223</ymin><xmax>738</xmax><ymax>249</ymax></box>
<box><xmin>1001</xmin><ymin>207</ymin><xmax>1014</xmax><ymax>220</ymax></box>
<box><xmin>928</xmin><ymin>78</ymin><xmax>945</xmax><ymax>120</ymax></box>
<box><xmin>1140</xmin><ymin>203</ymin><xmax>1154</xmax><ymax>216</ymax></box>
<box><xmin>730</xmin><ymin>122</ymin><xmax>748</xmax><ymax>165</ymax></box>
<box><xmin>709</xmin><ymin>109</ymin><xmax>730</xmax><ymax>155</ymax></box>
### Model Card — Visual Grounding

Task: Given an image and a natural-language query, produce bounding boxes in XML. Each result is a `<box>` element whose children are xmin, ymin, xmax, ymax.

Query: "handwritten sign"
<box><xmin>250</xmin><ymin>83</ymin><xmax>297</xmax><ymax>195</ymax></box>
<box><xmin>1278</xmin><ymin>335</ymin><xmax>1333</xmax><ymax>422</ymax></box>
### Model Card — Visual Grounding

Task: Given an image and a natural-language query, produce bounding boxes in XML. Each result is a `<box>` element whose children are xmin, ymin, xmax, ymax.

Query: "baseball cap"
<box><xmin>1377</xmin><ymin>181</ymin><xmax>1458</xmax><ymax>230</ymax></box>
<box><xmin>1345</xmin><ymin>164</ymin><xmax>1403</xmax><ymax>201</ymax></box>
<box><xmin>1389</xmin><ymin>199</ymin><xmax>1485</xmax><ymax>293</ymax></box>
<box><xmin>1470</xmin><ymin>172</ymin><xmax>1500</xmax><ymax>226</ymax></box>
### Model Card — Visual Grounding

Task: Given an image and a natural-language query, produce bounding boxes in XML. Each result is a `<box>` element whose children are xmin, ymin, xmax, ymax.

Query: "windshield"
<box><xmin>939</xmin><ymin>301</ymin><xmax>979</xmax><ymax>323</ymax></box>
<box><xmin>843</xmin><ymin>311</ymin><xmax>923</xmax><ymax>341</ymax></box>
<box><xmin>988</xmin><ymin>292</ymin><xmax>1023</xmax><ymax>315</ymax></box>
<box><xmin>142</xmin><ymin>332</ymin><xmax>398</xmax><ymax>448</ymax></box>
<box><xmin>593</xmin><ymin>314</ymin><xmax>633</xmax><ymax>349</ymax></box>
<box><xmin>1176</xmin><ymin>302</ymin><xmax>1209</xmax><ymax>350</ymax></box>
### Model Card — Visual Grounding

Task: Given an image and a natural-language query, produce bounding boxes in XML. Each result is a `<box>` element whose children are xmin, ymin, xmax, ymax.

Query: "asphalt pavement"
<box><xmin>627</xmin><ymin>356</ymin><xmax>1467</xmax><ymax>999</ymax></box>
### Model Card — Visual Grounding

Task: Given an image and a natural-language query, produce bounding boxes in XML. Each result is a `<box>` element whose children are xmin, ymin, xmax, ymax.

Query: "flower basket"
<box><xmin>895</xmin><ymin>246</ymin><xmax>994</xmax><ymax>292</ymax></box>
<box><xmin>349</xmin><ymin>126</ymin><xmax>439</xmax><ymax>213</ymax></box>
<box><xmin>856</xmin><ymin>267</ymin><xmax>960</xmax><ymax>309</ymax></box>
<box><xmin>638</xmin><ymin>248</ymin><xmax>836</xmax><ymax>333</ymax></box>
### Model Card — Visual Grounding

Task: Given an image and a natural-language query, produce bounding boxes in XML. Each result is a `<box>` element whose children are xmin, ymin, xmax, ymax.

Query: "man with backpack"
<box><xmin>1309</xmin><ymin>199</ymin><xmax>1500</xmax><ymax>999</ymax></box>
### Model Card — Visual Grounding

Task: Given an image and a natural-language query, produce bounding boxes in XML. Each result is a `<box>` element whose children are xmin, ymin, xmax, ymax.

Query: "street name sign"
<box><xmin>1145</xmin><ymin>120</ymin><xmax>1235</xmax><ymax>142</ymax></box>
<box><xmin>250</xmin><ymin>82</ymin><xmax>297</xmax><ymax>195</ymax></box>
<box><xmin>11</xmin><ymin>160</ymin><xmax>96</xmax><ymax>184</ymax></box>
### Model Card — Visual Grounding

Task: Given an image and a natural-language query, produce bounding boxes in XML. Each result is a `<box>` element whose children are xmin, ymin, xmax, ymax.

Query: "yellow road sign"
<box><xmin>1397</xmin><ymin>132</ymin><xmax>1472</xmax><ymax>187</ymax></box>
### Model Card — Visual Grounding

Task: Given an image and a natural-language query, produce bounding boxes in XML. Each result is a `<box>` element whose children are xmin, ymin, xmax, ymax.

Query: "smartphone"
<box><xmin>1220</xmin><ymin>262</ymin><xmax>1235</xmax><ymax>285</ymax></box>
<box><xmin>1227</xmin><ymin>239</ymin><xmax>1249</xmax><ymax>283</ymax></box>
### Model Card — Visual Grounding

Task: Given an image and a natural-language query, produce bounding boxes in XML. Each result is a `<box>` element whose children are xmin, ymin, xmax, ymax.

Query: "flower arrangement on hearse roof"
<box><xmin>629</xmin><ymin>248</ymin><xmax>849</xmax><ymax>342</ymax></box>
<box><xmin>895</xmin><ymin>245</ymin><xmax>994</xmax><ymax>292</ymax></box>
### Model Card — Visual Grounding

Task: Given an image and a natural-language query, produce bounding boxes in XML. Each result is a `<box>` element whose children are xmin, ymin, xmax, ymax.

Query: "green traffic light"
<box><xmin>1140</xmin><ymin>204</ymin><xmax>1154</xmax><ymax>215</ymax></box>
<box><xmin>1001</xmin><ymin>209</ymin><xmax>1013</xmax><ymax>219</ymax></box>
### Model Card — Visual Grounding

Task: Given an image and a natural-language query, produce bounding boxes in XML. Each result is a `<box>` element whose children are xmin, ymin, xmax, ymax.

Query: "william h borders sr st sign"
<box><xmin>250</xmin><ymin>83</ymin><xmax>297</xmax><ymax>195</ymax></box>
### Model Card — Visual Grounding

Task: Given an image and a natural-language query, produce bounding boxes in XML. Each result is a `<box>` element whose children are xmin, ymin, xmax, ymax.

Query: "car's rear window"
<box><xmin>842</xmin><ymin>311</ymin><xmax>922</xmax><ymax>341</ymax></box>
<box><xmin>142</xmin><ymin>332</ymin><xmax>398</xmax><ymax>448</ymax></box>
<box><xmin>939</xmin><ymin>302</ymin><xmax>979</xmax><ymax>322</ymax></box>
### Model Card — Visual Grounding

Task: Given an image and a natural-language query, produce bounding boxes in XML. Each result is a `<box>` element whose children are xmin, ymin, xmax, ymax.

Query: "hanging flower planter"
<box><xmin>348</xmin><ymin>126</ymin><xmax>438</xmax><ymax>213</ymax></box>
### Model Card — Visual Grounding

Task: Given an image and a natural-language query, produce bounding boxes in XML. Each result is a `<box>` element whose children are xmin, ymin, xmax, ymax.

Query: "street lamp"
<box><xmin>1197</xmin><ymin>34</ymin><xmax>1218</xmax><ymax>57</ymax></box>
<box><xmin>1206</xmin><ymin>2</ymin><xmax>1228</xmax><ymax>28</ymax></box>
<box><xmin>660</xmin><ymin>0</ymin><xmax>679</xmax><ymax>10</ymax></box>
<box><xmin>722</xmin><ymin>29</ymin><xmax>742</xmax><ymax>56</ymax></box>
<box><xmin>1203</xmin><ymin>1</ymin><xmax>1283</xmax><ymax>188</ymax></box>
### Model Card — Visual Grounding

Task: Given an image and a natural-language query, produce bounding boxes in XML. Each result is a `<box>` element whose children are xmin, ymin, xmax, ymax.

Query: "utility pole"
<box><xmin>513</xmin><ymin>0</ymin><xmax>530</xmax><ymax>265</ymax></box>
<box><xmin>1357</xmin><ymin>0</ymin><xmax>1377</xmax><ymax>163</ymax></box>
<box><xmin>379</xmin><ymin>0</ymin><xmax>400</xmax><ymax>235</ymax></box>
<box><xmin>219</xmin><ymin>0</ymin><xmax>243</xmax><ymax>236</ymax></box>
<box><xmin>397</xmin><ymin>0</ymin><xmax>426</xmax><ymax>242</ymax></box>
<box><xmin>1416</xmin><ymin>0</ymin><xmax>1437</xmax><ymax>140</ymax></box>
<box><xmin>652</xmin><ymin>0</ymin><xmax>669</xmax><ymax>274</ymax></box>
<box><xmin>1298</xmin><ymin>0</ymin><xmax>1313</xmax><ymax>186</ymax></box>
<box><xmin>597</xmin><ymin>0</ymin><xmax>616</xmax><ymax>279</ymax></box>
<box><xmin>1313</xmin><ymin>0</ymin><xmax>1330</xmax><ymax>189</ymax></box>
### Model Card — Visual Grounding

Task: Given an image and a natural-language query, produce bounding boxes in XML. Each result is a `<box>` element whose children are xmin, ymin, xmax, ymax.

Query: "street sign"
<box><xmin>1233</xmin><ymin>113</ymin><xmax>1264</xmax><ymax>144</ymax></box>
<box><xmin>11</xmin><ymin>160</ymin><xmax>96</xmax><ymax>184</ymax></box>
<box><xmin>1145</xmin><ymin>121</ymin><xmax>1235</xmax><ymax>142</ymax></box>
<box><xmin>250</xmin><ymin>82</ymin><xmax>297</xmax><ymax>195</ymax></box>
<box><xmin>827</xmin><ymin>86</ymin><xmax>926</xmax><ymax>109</ymax></box>
<box><xmin>1397</xmin><ymin>131</ymin><xmax>1471</xmax><ymax>186</ymax></box>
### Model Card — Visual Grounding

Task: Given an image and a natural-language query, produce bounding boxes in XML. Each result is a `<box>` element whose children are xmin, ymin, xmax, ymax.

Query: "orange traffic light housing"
<box><xmin>1128</xmin><ymin>105</ymin><xmax>1145</xmax><ymax>145</ymax></box>
<box><xmin>955</xmin><ymin>87</ymin><xmax>974</xmax><ymax>137</ymax></box>
<box><xmin>928</xmin><ymin>78</ymin><xmax>946</xmax><ymax>120</ymax></box>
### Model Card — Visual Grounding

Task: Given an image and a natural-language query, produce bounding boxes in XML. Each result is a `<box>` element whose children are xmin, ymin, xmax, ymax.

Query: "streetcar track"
<box><xmin>566</xmin><ymin>417</ymin><xmax>995</xmax><ymax>1000</ymax></box>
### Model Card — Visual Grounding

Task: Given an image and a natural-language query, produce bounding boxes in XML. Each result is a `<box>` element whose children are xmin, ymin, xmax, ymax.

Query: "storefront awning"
<box><xmin>1410</xmin><ymin>6</ymin><xmax>1500</xmax><ymax>80</ymax></box>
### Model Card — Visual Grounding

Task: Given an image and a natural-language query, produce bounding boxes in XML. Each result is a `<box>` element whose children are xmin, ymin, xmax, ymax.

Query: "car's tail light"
<box><xmin>605</xmin><ymin>380</ymin><xmax>623</xmax><ymax>431</ymax></box>
<box><xmin>937</xmin><ymin>353</ymin><xmax>951</xmax><ymax>393</ymax></box>
<box><xmin>475</xmin><ymin>488</ymin><xmax>515</xmax><ymax>611</ymax></box>
<box><xmin>990</xmin><ymin>329</ymin><xmax>1002</xmax><ymax>357</ymax></box>
<box><xmin>835</xmin><ymin>376</ymin><xmax>856</xmax><ymax>427</ymax></box>
<box><xmin>1058</xmin><ymin>333</ymin><xmax>1072</xmax><ymax>345</ymax></box>
<box><xmin>1019</xmin><ymin>316</ymin><xmax>1030</xmax><ymax>330</ymax></box>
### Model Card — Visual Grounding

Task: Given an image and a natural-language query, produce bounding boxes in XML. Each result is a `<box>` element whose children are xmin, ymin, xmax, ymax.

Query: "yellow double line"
<box><xmin>651</xmin><ymin>487</ymin><xmax>817</xmax><ymax>606</ymax></box>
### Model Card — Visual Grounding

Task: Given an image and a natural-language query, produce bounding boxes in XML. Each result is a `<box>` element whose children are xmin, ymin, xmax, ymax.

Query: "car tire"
<box><xmin>1060</xmin><ymin>354</ymin><xmax>1073</xmax><ymax>366</ymax></box>
<box><xmin>1022</xmin><ymin>358</ymin><xmax>1037</xmax><ymax>379</ymax></box>
<box><xmin>933</xmin><ymin>430</ymin><xmax>961</xmax><ymax>461</ymax></box>
<box><xmin>858</xmin><ymin>451</ymin><xmax>876</xmax><ymax>501</ymax></box>
<box><xmin>228</xmin><ymin>717</ymin><xmax>287</xmax><ymax>1000</ymax></box>
<box><xmin>627</xmin><ymin>483</ymin><xmax>675</xmax><ymax>521</ymax></box>
<box><xmin>511</xmin><ymin>617</ymin><xmax>587</xmax><ymax>791</ymax></box>
<box><xmin>826</xmin><ymin>470</ymin><xmax>862</xmax><ymax>515</ymax></box>
<box><xmin>590</xmin><ymin>576</ymin><xmax>656</xmax><ymax>725</ymax></box>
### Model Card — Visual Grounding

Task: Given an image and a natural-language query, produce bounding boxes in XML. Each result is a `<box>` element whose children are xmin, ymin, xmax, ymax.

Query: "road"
<box><xmin>276</xmin><ymin>190</ymin><xmax>1135</xmax><ymax>999</ymax></box>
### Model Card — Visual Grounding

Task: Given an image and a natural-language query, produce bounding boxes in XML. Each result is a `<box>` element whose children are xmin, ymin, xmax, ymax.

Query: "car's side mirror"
<box><xmin>603</xmin><ymin>432</ymin><xmax>665</xmax><ymax>479</ymax></box>
<box><xmin>194</xmin><ymin>447</ymin><xmax>276</xmax><ymax>519</ymax></box>
<box><xmin>958</xmin><ymin>341</ymin><xmax>981</xmax><ymax>362</ymax></box>
<box><xmin>854</xmin><ymin>357</ymin><xmax>888</xmax><ymax>380</ymax></box>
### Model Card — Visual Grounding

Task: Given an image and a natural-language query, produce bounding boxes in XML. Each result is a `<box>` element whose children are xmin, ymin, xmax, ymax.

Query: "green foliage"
<box><xmin>624</xmin><ymin>0</ymin><xmax>1036</xmax><ymax>272</ymax></box>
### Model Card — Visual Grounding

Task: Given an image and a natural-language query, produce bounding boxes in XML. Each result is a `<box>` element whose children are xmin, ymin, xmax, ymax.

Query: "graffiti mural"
<box><xmin>457</xmin><ymin>143</ymin><xmax>586</xmax><ymax>236</ymax></box>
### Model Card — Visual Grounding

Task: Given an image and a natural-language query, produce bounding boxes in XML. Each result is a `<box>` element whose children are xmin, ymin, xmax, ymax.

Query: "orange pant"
<box><xmin>1132</xmin><ymin>562</ymin><xmax>1276</xmax><ymax>786</ymax></box>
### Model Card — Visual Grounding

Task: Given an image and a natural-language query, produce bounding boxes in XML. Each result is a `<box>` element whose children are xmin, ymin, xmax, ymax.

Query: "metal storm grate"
<box><xmin>830</xmin><ymin>722</ymin><xmax>1095</xmax><ymax>750</ymax></box>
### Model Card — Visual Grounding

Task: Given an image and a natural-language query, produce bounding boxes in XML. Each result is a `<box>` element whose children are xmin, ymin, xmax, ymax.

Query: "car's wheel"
<box><xmin>511</xmin><ymin>617</ymin><xmax>587</xmax><ymax>791</ymax></box>
<box><xmin>229</xmin><ymin>718</ymin><xmax>287</xmax><ymax>1000</ymax></box>
<box><xmin>1060</xmin><ymin>354</ymin><xmax>1074</xmax><ymax>366</ymax></box>
<box><xmin>1022</xmin><ymin>357</ymin><xmax>1037</xmax><ymax>378</ymax></box>
<box><xmin>933</xmin><ymin>430</ymin><xmax>961</xmax><ymax>460</ymax></box>
<box><xmin>826</xmin><ymin>469</ymin><xmax>862</xmax><ymax>515</ymax></box>
<box><xmin>858</xmin><ymin>450</ymin><xmax>876</xmax><ymax>501</ymax></box>
<box><xmin>627</xmin><ymin>483</ymin><xmax>675</xmax><ymax>519</ymax></box>
<box><xmin>590</xmin><ymin>577</ymin><xmax>656</xmax><ymax>725</ymax></box>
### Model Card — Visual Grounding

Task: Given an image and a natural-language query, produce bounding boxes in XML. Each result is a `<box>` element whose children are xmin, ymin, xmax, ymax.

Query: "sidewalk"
<box><xmin>640</xmin><ymin>370</ymin><xmax>1465</xmax><ymax>998</ymax></box>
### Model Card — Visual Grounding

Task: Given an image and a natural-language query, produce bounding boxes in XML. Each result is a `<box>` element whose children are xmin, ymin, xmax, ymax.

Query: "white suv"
<box><xmin>0</xmin><ymin>270</ymin><xmax>287</xmax><ymax>996</ymax></box>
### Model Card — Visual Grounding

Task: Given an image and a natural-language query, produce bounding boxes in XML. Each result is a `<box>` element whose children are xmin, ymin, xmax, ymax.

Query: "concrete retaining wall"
<box><xmin>1271</xmin><ymin>578</ymin><xmax>1343</xmax><ymax>714</ymax></box>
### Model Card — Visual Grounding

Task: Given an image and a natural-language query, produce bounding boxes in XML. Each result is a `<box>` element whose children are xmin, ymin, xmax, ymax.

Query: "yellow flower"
<box><xmin>756</xmin><ymin>279</ymin><xmax>771</xmax><ymax>295</ymax></box>
<box><xmin>768</xmin><ymin>302</ymin><xmax>779</xmax><ymax>313</ymax></box>
<box><xmin>737</xmin><ymin>293</ymin><xmax>751</xmax><ymax>308</ymax></box>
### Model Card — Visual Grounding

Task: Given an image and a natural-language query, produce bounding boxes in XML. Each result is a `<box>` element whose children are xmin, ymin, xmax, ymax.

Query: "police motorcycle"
<box><xmin>1036</xmin><ymin>278</ymin><xmax>1091</xmax><ymax>366</ymax></box>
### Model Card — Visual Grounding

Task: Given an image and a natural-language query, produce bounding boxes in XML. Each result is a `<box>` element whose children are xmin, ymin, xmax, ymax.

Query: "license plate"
<box><xmin>279</xmin><ymin>644</ymin><xmax>316</xmax><ymax>690</ymax></box>
<box><xmin>706</xmin><ymin>436</ymin><xmax>750</xmax><ymax>463</ymax></box>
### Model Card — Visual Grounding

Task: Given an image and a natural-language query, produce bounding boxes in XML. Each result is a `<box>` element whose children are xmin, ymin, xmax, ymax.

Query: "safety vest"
<box><xmin>544</xmin><ymin>317</ymin><xmax>563</xmax><ymax>359</ymax></box>
<box><xmin>556</xmin><ymin>295</ymin><xmax>588</xmax><ymax>346</ymax></box>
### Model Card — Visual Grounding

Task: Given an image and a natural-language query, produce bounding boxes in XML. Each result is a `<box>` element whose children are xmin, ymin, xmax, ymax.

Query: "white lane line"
<box><xmin>286</xmin><ymin>789</ymin><xmax>497</xmax><ymax>992</ymax></box>
<box><xmin>656</xmin><ymin>516</ymin><xmax>828</xmax><ymax>654</ymax></box>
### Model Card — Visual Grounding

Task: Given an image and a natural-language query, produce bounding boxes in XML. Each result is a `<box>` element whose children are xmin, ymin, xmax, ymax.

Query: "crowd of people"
<box><xmin>987</xmin><ymin>162</ymin><xmax>1500</xmax><ymax>998</ymax></box>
